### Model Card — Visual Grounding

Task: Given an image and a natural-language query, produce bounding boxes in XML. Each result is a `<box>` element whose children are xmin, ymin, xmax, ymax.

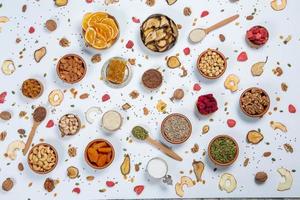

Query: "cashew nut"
<box><xmin>270</xmin><ymin>121</ymin><xmax>288</xmax><ymax>133</ymax></box>
<box><xmin>277</xmin><ymin>167</ymin><xmax>293</xmax><ymax>191</ymax></box>
<box><xmin>6</xmin><ymin>140</ymin><xmax>25</xmax><ymax>160</ymax></box>
<box><xmin>271</xmin><ymin>0</ymin><xmax>287</xmax><ymax>11</ymax></box>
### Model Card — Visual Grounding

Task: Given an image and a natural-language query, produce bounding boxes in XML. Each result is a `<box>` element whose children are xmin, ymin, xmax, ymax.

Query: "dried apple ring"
<box><xmin>48</xmin><ymin>89</ymin><xmax>64</xmax><ymax>106</ymax></box>
<box><xmin>1</xmin><ymin>60</ymin><xmax>15</xmax><ymax>75</ymax></box>
<box><xmin>224</xmin><ymin>74</ymin><xmax>240</xmax><ymax>92</ymax></box>
<box><xmin>219</xmin><ymin>173</ymin><xmax>237</xmax><ymax>193</ymax></box>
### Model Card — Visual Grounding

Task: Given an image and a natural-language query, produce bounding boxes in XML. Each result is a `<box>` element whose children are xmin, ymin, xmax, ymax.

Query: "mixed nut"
<box><xmin>59</xmin><ymin>114</ymin><xmax>81</xmax><ymax>137</ymax></box>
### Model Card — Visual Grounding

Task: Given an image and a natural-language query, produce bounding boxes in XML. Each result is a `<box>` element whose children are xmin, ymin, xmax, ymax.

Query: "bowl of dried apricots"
<box><xmin>82</xmin><ymin>12</ymin><xmax>120</xmax><ymax>50</ymax></box>
<box><xmin>84</xmin><ymin>139</ymin><xmax>115</xmax><ymax>169</ymax></box>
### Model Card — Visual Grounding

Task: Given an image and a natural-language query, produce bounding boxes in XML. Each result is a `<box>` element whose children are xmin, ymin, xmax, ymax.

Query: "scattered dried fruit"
<box><xmin>192</xmin><ymin>160</ymin><xmax>204</xmax><ymax>182</ymax></box>
<box><xmin>44</xmin><ymin>178</ymin><xmax>55</xmax><ymax>192</ymax></box>
<box><xmin>67</xmin><ymin>166</ymin><xmax>79</xmax><ymax>179</ymax></box>
<box><xmin>134</xmin><ymin>185</ymin><xmax>144</xmax><ymax>195</ymax></box>
<box><xmin>55</xmin><ymin>0</ymin><xmax>68</xmax><ymax>7</ymax></box>
<box><xmin>251</xmin><ymin>57</ymin><xmax>268</xmax><ymax>76</ymax></box>
<box><xmin>175</xmin><ymin>176</ymin><xmax>194</xmax><ymax>197</ymax></box>
<box><xmin>271</xmin><ymin>0</ymin><xmax>287</xmax><ymax>11</ymax></box>
<box><xmin>0</xmin><ymin>111</ymin><xmax>11</xmax><ymax>121</ymax></box>
<box><xmin>45</xmin><ymin>19</ymin><xmax>57</xmax><ymax>32</ymax></box>
<box><xmin>219</xmin><ymin>173</ymin><xmax>237</xmax><ymax>193</ymax></box>
<box><xmin>34</xmin><ymin>47</ymin><xmax>47</xmax><ymax>63</ymax></box>
<box><xmin>270</xmin><ymin>121</ymin><xmax>287</xmax><ymax>133</ymax></box>
<box><xmin>167</xmin><ymin>56</ymin><xmax>181</xmax><ymax>69</ymax></box>
<box><xmin>1</xmin><ymin>60</ymin><xmax>15</xmax><ymax>75</ymax></box>
<box><xmin>255</xmin><ymin>172</ymin><xmax>268</xmax><ymax>183</ymax></box>
<box><xmin>277</xmin><ymin>167</ymin><xmax>293</xmax><ymax>191</ymax></box>
<box><xmin>237</xmin><ymin>51</ymin><xmax>248</xmax><ymax>62</ymax></box>
<box><xmin>120</xmin><ymin>154</ymin><xmax>130</xmax><ymax>177</ymax></box>
<box><xmin>247</xmin><ymin>130</ymin><xmax>264</xmax><ymax>144</ymax></box>
<box><xmin>224</xmin><ymin>74</ymin><xmax>239</xmax><ymax>92</ymax></box>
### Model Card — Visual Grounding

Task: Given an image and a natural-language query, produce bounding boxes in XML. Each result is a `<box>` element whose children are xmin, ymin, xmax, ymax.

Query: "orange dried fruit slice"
<box><xmin>88</xmin><ymin>12</ymin><xmax>108</xmax><ymax>27</ymax></box>
<box><xmin>85</xmin><ymin>27</ymin><xmax>97</xmax><ymax>46</ymax></box>
<box><xmin>92</xmin><ymin>34</ymin><xmax>107</xmax><ymax>49</ymax></box>
<box><xmin>95</xmin><ymin>23</ymin><xmax>112</xmax><ymax>41</ymax></box>
<box><xmin>101</xmin><ymin>18</ymin><xmax>119</xmax><ymax>39</ymax></box>
<box><xmin>82</xmin><ymin>12</ymin><xmax>93</xmax><ymax>31</ymax></box>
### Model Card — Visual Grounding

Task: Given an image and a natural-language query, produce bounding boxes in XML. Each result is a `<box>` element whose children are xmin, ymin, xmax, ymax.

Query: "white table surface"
<box><xmin>0</xmin><ymin>0</ymin><xmax>299</xmax><ymax>199</ymax></box>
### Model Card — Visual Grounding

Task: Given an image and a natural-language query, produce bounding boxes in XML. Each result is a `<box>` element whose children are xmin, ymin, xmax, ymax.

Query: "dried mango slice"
<box><xmin>87</xmin><ymin>147</ymin><xmax>99</xmax><ymax>163</ymax></box>
<box><xmin>96</xmin><ymin>154</ymin><xmax>107</xmax><ymax>167</ymax></box>
<box><xmin>88</xmin><ymin>12</ymin><xmax>108</xmax><ymax>27</ymax></box>
<box><xmin>82</xmin><ymin>12</ymin><xmax>93</xmax><ymax>31</ymax></box>
<box><xmin>101</xmin><ymin>18</ymin><xmax>119</xmax><ymax>39</ymax></box>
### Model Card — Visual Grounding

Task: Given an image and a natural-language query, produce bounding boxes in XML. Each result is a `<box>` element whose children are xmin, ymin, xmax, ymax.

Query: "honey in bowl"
<box><xmin>106</xmin><ymin>58</ymin><xmax>127</xmax><ymax>84</ymax></box>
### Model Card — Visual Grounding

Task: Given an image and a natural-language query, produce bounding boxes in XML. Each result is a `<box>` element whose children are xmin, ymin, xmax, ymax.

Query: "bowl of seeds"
<box><xmin>58</xmin><ymin>114</ymin><xmax>81</xmax><ymax>137</ymax></box>
<box><xmin>21</xmin><ymin>78</ymin><xmax>44</xmax><ymax>99</ymax></box>
<box><xmin>197</xmin><ymin>49</ymin><xmax>227</xmax><ymax>79</ymax></box>
<box><xmin>27</xmin><ymin>143</ymin><xmax>58</xmax><ymax>174</ymax></box>
<box><xmin>140</xmin><ymin>14</ymin><xmax>178</xmax><ymax>53</ymax></box>
<box><xmin>161</xmin><ymin>113</ymin><xmax>192</xmax><ymax>144</ymax></box>
<box><xmin>239</xmin><ymin>87</ymin><xmax>270</xmax><ymax>118</ymax></box>
<box><xmin>56</xmin><ymin>54</ymin><xmax>87</xmax><ymax>84</ymax></box>
<box><xmin>208</xmin><ymin>135</ymin><xmax>239</xmax><ymax>166</ymax></box>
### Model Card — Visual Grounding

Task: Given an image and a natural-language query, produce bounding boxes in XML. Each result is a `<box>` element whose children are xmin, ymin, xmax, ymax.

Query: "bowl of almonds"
<box><xmin>27</xmin><ymin>143</ymin><xmax>58</xmax><ymax>174</ymax></box>
<box><xmin>197</xmin><ymin>49</ymin><xmax>227</xmax><ymax>79</ymax></box>
<box><xmin>58</xmin><ymin>114</ymin><xmax>81</xmax><ymax>137</ymax></box>
<box><xmin>56</xmin><ymin>54</ymin><xmax>87</xmax><ymax>84</ymax></box>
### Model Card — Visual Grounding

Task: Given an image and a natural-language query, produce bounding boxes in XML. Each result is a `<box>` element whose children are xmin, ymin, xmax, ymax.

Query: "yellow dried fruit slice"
<box><xmin>88</xmin><ymin>12</ymin><xmax>108</xmax><ymax>27</ymax></box>
<box><xmin>92</xmin><ymin>34</ymin><xmax>107</xmax><ymax>49</ymax></box>
<box><xmin>94</xmin><ymin>23</ymin><xmax>112</xmax><ymax>41</ymax></box>
<box><xmin>82</xmin><ymin>12</ymin><xmax>93</xmax><ymax>31</ymax></box>
<box><xmin>101</xmin><ymin>18</ymin><xmax>119</xmax><ymax>39</ymax></box>
<box><xmin>85</xmin><ymin>27</ymin><xmax>97</xmax><ymax>46</ymax></box>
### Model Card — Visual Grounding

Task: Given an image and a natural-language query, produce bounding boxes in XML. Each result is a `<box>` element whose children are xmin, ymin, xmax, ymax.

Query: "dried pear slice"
<box><xmin>145</xmin><ymin>31</ymin><xmax>157</xmax><ymax>44</ymax></box>
<box><xmin>166</xmin><ymin>0</ymin><xmax>177</xmax><ymax>5</ymax></box>
<box><xmin>143</xmin><ymin>18</ymin><xmax>160</xmax><ymax>30</ymax></box>
<box><xmin>192</xmin><ymin>160</ymin><xmax>204</xmax><ymax>182</ymax></box>
<box><xmin>120</xmin><ymin>154</ymin><xmax>130</xmax><ymax>177</ymax></box>
<box><xmin>157</xmin><ymin>40</ymin><xmax>167</xmax><ymax>48</ymax></box>
<box><xmin>247</xmin><ymin>130</ymin><xmax>264</xmax><ymax>144</ymax></box>
<box><xmin>277</xmin><ymin>167</ymin><xmax>293</xmax><ymax>191</ymax></box>
<box><xmin>143</xmin><ymin>28</ymin><xmax>154</xmax><ymax>37</ymax></box>
<box><xmin>146</xmin><ymin>43</ymin><xmax>157</xmax><ymax>51</ymax></box>
<box><xmin>155</xmin><ymin>29</ymin><xmax>166</xmax><ymax>41</ymax></box>
<box><xmin>167</xmin><ymin>56</ymin><xmax>181</xmax><ymax>69</ymax></box>
<box><xmin>160</xmin><ymin>16</ymin><xmax>170</xmax><ymax>27</ymax></box>
<box><xmin>34</xmin><ymin>47</ymin><xmax>47</xmax><ymax>63</ymax></box>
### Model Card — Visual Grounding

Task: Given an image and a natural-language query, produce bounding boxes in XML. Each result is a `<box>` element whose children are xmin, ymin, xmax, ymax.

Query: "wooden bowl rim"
<box><xmin>58</xmin><ymin>113</ymin><xmax>81</xmax><ymax>136</ymax></box>
<box><xmin>239</xmin><ymin>87</ymin><xmax>270</xmax><ymax>118</ymax></box>
<box><xmin>196</xmin><ymin>49</ymin><xmax>227</xmax><ymax>79</ymax></box>
<box><xmin>84</xmin><ymin>139</ymin><xmax>115</xmax><ymax>170</ymax></box>
<box><xmin>161</xmin><ymin>113</ymin><xmax>192</xmax><ymax>144</ymax></box>
<box><xmin>27</xmin><ymin>143</ymin><xmax>58</xmax><ymax>174</ymax></box>
<box><xmin>56</xmin><ymin>53</ymin><xmax>87</xmax><ymax>84</ymax></box>
<box><xmin>208</xmin><ymin>135</ymin><xmax>239</xmax><ymax>167</ymax></box>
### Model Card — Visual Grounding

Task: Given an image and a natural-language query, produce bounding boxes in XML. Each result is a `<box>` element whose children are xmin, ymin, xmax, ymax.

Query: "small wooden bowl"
<box><xmin>245</xmin><ymin>25</ymin><xmax>269</xmax><ymax>49</ymax></box>
<box><xmin>208</xmin><ymin>135</ymin><xmax>239</xmax><ymax>167</ymax></box>
<box><xmin>239</xmin><ymin>87</ymin><xmax>270</xmax><ymax>118</ymax></box>
<box><xmin>161</xmin><ymin>113</ymin><xmax>192</xmax><ymax>144</ymax></box>
<box><xmin>27</xmin><ymin>143</ymin><xmax>58</xmax><ymax>174</ymax></box>
<box><xmin>21</xmin><ymin>78</ymin><xmax>44</xmax><ymax>99</ymax></box>
<box><xmin>84</xmin><ymin>139</ymin><xmax>115</xmax><ymax>170</ymax></box>
<box><xmin>141</xmin><ymin>69</ymin><xmax>163</xmax><ymax>90</ymax></box>
<box><xmin>82</xmin><ymin>14</ymin><xmax>120</xmax><ymax>50</ymax></box>
<box><xmin>56</xmin><ymin>54</ymin><xmax>87</xmax><ymax>84</ymax></box>
<box><xmin>58</xmin><ymin>114</ymin><xmax>81</xmax><ymax>137</ymax></box>
<box><xmin>197</xmin><ymin>49</ymin><xmax>227</xmax><ymax>79</ymax></box>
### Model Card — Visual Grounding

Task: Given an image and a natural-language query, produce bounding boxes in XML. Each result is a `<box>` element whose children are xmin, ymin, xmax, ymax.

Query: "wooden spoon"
<box><xmin>189</xmin><ymin>14</ymin><xmax>239</xmax><ymax>43</ymax></box>
<box><xmin>132</xmin><ymin>126</ymin><xmax>183</xmax><ymax>161</ymax></box>
<box><xmin>23</xmin><ymin>106</ymin><xmax>47</xmax><ymax>155</ymax></box>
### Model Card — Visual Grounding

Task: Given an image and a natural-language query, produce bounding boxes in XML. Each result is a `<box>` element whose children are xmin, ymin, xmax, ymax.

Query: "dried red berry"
<box><xmin>193</xmin><ymin>83</ymin><xmax>201</xmax><ymax>91</ymax></box>
<box><xmin>201</xmin><ymin>10</ymin><xmax>209</xmax><ymax>18</ymax></box>
<box><xmin>0</xmin><ymin>92</ymin><xmax>7</xmax><ymax>104</ymax></box>
<box><xmin>183</xmin><ymin>47</ymin><xmax>190</xmax><ymax>55</ymax></box>
<box><xmin>28</xmin><ymin>26</ymin><xmax>35</xmax><ymax>34</ymax></box>
<box><xmin>72</xmin><ymin>187</ymin><xmax>80</xmax><ymax>194</ymax></box>
<box><xmin>132</xmin><ymin>17</ymin><xmax>140</xmax><ymax>23</ymax></box>
<box><xmin>227</xmin><ymin>119</ymin><xmax>236</xmax><ymax>128</ymax></box>
<box><xmin>106</xmin><ymin>181</ymin><xmax>115</xmax><ymax>187</ymax></box>
<box><xmin>46</xmin><ymin>120</ymin><xmax>54</xmax><ymax>128</ymax></box>
<box><xmin>288</xmin><ymin>104</ymin><xmax>296</xmax><ymax>113</ymax></box>
<box><xmin>86</xmin><ymin>0</ymin><xmax>93</xmax><ymax>3</ymax></box>
<box><xmin>102</xmin><ymin>94</ymin><xmax>110</xmax><ymax>102</ymax></box>
<box><xmin>196</xmin><ymin>94</ymin><xmax>218</xmax><ymax>115</ymax></box>
<box><xmin>126</xmin><ymin>40</ymin><xmax>134</xmax><ymax>49</ymax></box>
<box><xmin>134</xmin><ymin>185</ymin><xmax>144</xmax><ymax>195</ymax></box>
<box><xmin>237</xmin><ymin>52</ymin><xmax>248</xmax><ymax>62</ymax></box>
<box><xmin>246</xmin><ymin>26</ymin><xmax>269</xmax><ymax>46</ymax></box>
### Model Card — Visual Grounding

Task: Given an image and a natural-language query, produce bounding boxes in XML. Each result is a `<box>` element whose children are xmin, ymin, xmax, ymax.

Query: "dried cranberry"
<box><xmin>132</xmin><ymin>17</ymin><xmax>140</xmax><ymax>23</ymax></box>
<box><xmin>201</xmin><ymin>10</ymin><xmax>209</xmax><ymax>18</ymax></box>
<box><xmin>183</xmin><ymin>47</ymin><xmax>190</xmax><ymax>55</ymax></box>
<box><xmin>196</xmin><ymin>94</ymin><xmax>218</xmax><ymax>115</ymax></box>
<box><xmin>193</xmin><ymin>83</ymin><xmax>201</xmax><ymax>91</ymax></box>
<box><xmin>102</xmin><ymin>94</ymin><xmax>110</xmax><ymax>102</ymax></box>
<box><xmin>72</xmin><ymin>187</ymin><xmax>80</xmax><ymax>194</ymax></box>
<box><xmin>288</xmin><ymin>104</ymin><xmax>296</xmax><ymax>113</ymax></box>
<box><xmin>134</xmin><ymin>185</ymin><xmax>144</xmax><ymax>195</ymax></box>
<box><xmin>126</xmin><ymin>40</ymin><xmax>134</xmax><ymax>49</ymax></box>
<box><xmin>46</xmin><ymin>120</ymin><xmax>54</xmax><ymax>128</ymax></box>
<box><xmin>237</xmin><ymin>52</ymin><xmax>248</xmax><ymax>62</ymax></box>
<box><xmin>227</xmin><ymin>119</ymin><xmax>236</xmax><ymax>128</ymax></box>
<box><xmin>106</xmin><ymin>181</ymin><xmax>115</xmax><ymax>187</ymax></box>
<box><xmin>0</xmin><ymin>92</ymin><xmax>7</xmax><ymax>104</ymax></box>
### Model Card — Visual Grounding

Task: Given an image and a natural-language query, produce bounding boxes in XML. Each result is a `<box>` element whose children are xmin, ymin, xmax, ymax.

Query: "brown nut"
<box><xmin>255</xmin><ymin>172</ymin><xmax>268</xmax><ymax>183</ymax></box>
<box><xmin>44</xmin><ymin>178</ymin><xmax>55</xmax><ymax>192</ymax></box>
<box><xmin>0</xmin><ymin>111</ymin><xmax>11</xmax><ymax>120</ymax></box>
<box><xmin>67</xmin><ymin>166</ymin><xmax>79</xmax><ymax>179</ymax></box>
<box><xmin>2</xmin><ymin>178</ymin><xmax>14</xmax><ymax>191</ymax></box>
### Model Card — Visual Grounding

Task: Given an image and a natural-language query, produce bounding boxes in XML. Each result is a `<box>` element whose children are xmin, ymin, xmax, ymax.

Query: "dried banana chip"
<box><xmin>1</xmin><ymin>60</ymin><xmax>15</xmax><ymax>75</ymax></box>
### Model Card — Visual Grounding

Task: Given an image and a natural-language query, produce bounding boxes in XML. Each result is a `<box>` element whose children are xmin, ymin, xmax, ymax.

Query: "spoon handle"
<box><xmin>205</xmin><ymin>14</ymin><xmax>239</xmax><ymax>34</ymax></box>
<box><xmin>145</xmin><ymin>137</ymin><xmax>183</xmax><ymax>161</ymax></box>
<box><xmin>23</xmin><ymin>122</ymin><xmax>39</xmax><ymax>155</ymax></box>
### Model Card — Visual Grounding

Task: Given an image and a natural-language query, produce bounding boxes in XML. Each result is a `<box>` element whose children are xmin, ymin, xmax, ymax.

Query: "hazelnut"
<box><xmin>255</xmin><ymin>172</ymin><xmax>268</xmax><ymax>183</ymax></box>
<box><xmin>2</xmin><ymin>178</ymin><xmax>14</xmax><ymax>191</ymax></box>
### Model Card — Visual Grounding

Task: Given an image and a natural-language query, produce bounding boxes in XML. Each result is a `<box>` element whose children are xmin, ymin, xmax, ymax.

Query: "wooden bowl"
<box><xmin>239</xmin><ymin>87</ymin><xmax>270</xmax><ymax>118</ymax></box>
<box><xmin>208</xmin><ymin>135</ymin><xmax>239</xmax><ymax>167</ymax></box>
<box><xmin>58</xmin><ymin>113</ymin><xmax>81</xmax><ymax>137</ymax></box>
<box><xmin>161</xmin><ymin>113</ymin><xmax>192</xmax><ymax>144</ymax></box>
<box><xmin>84</xmin><ymin>139</ymin><xmax>115</xmax><ymax>170</ymax></box>
<box><xmin>197</xmin><ymin>49</ymin><xmax>227</xmax><ymax>79</ymax></box>
<box><xmin>82</xmin><ymin>13</ymin><xmax>120</xmax><ymax>50</ymax></box>
<box><xmin>141</xmin><ymin>69</ymin><xmax>163</xmax><ymax>90</ymax></box>
<box><xmin>21</xmin><ymin>78</ymin><xmax>44</xmax><ymax>99</ymax></box>
<box><xmin>27</xmin><ymin>143</ymin><xmax>58</xmax><ymax>174</ymax></box>
<box><xmin>245</xmin><ymin>25</ymin><xmax>269</xmax><ymax>49</ymax></box>
<box><xmin>56</xmin><ymin>54</ymin><xmax>87</xmax><ymax>84</ymax></box>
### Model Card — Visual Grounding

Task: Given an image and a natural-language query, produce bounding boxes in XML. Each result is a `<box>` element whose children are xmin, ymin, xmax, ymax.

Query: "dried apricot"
<box><xmin>97</xmin><ymin>147</ymin><xmax>112</xmax><ymax>153</ymax></box>
<box><xmin>87</xmin><ymin>148</ymin><xmax>98</xmax><ymax>163</ymax></box>
<box><xmin>92</xmin><ymin>142</ymin><xmax>107</xmax><ymax>149</ymax></box>
<box><xmin>96</xmin><ymin>154</ymin><xmax>107</xmax><ymax>167</ymax></box>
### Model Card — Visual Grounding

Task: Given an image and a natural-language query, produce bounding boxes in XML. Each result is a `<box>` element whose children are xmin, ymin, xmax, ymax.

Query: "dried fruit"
<box><xmin>46</xmin><ymin>120</ymin><xmax>54</xmax><ymax>128</ymax></box>
<box><xmin>0</xmin><ymin>92</ymin><xmax>7</xmax><ymax>104</ymax></box>
<box><xmin>0</xmin><ymin>111</ymin><xmax>11</xmax><ymax>121</ymax></box>
<box><xmin>67</xmin><ymin>166</ymin><xmax>79</xmax><ymax>179</ymax></box>
<box><xmin>255</xmin><ymin>172</ymin><xmax>268</xmax><ymax>183</ymax></box>
<box><xmin>166</xmin><ymin>0</ymin><xmax>177</xmax><ymax>5</ymax></box>
<box><xmin>167</xmin><ymin>56</ymin><xmax>181</xmax><ymax>69</ymax></box>
<box><xmin>170</xmin><ymin>88</ymin><xmax>184</xmax><ymax>101</ymax></box>
<box><xmin>55</xmin><ymin>0</ymin><xmax>68</xmax><ymax>7</ymax></box>
<box><xmin>192</xmin><ymin>160</ymin><xmax>204</xmax><ymax>182</ymax></box>
<box><xmin>202</xmin><ymin>125</ymin><xmax>209</xmax><ymax>134</ymax></box>
<box><xmin>44</xmin><ymin>178</ymin><xmax>55</xmax><ymax>192</ymax></box>
<box><xmin>270</xmin><ymin>121</ymin><xmax>287</xmax><ymax>133</ymax></box>
<box><xmin>106</xmin><ymin>181</ymin><xmax>115</xmax><ymax>187</ymax></box>
<box><xmin>196</xmin><ymin>94</ymin><xmax>218</xmax><ymax>115</ymax></box>
<box><xmin>251</xmin><ymin>57</ymin><xmax>268</xmax><ymax>76</ymax></box>
<box><xmin>277</xmin><ymin>167</ymin><xmax>293</xmax><ymax>191</ymax></box>
<box><xmin>34</xmin><ymin>47</ymin><xmax>47</xmax><ymax>63</ymax></box>
<box><xmin>48</xmin><ymin>89</ymin><xmax>64</xmax><ymax>107</ymax></box>
<box><xmin>271</xmin><ymin>0</ymin><xmax>287</xmax><ymax>11</ymax></box>
<box><xmin>120</xmin><ymin>154</ymin><xmax>130</xmax><ymax>177</ymax></box>
<box><xmin>284</xmin><ymin>143</ymin><xmax>293</xmax><ymax>153</ymax></box>
<box><xmin>6</xmin><ymin>140</ymin><xmax>25</xmax><ymax>160</ymax></box>
<box><xmin>134</xmin><ymin>185</ymin><xmax>144</xmax><ymax>195</ymax></box>
<box><xmin>45</xmin><ymin>19</ymin><xmax>57</xmax><ymax>32</ymax></box>
<box><xmin>175</xmin><ymin>176</ymin><xmax>195</xmax><ymax>197</ymax></box>
<box><xmin>224</xmin><ymin>74</ymin><xmax>239</xmax><ymax>92</ymax></box>
<box><xmin>227</xmin><ymin>119</ymin><xmax>236</xmax><ymax>128</ymax></box>
<box><xmin>1</xmin><ymin>60</ymin><xmax>15</xmax><ymax>75</ymax></box>
<box><xmin>102</xmin><ymin>94</ymin><xmax>110</xmax><ymax>102</ymax></box>
<box><xmin>247</xmin><ymin>130</ymin><xmax>264</xmax><ymax>144</ymax></box>
<box><xmin>288</xmin><ymin>104</ymin><xmax>296</xmax><ymax>113</ymax></box>
<box><xmin>2</xmin><ymin>178</ymin><xmax>13</xmax><ymax>191</ymax></box>
<box><xmin>237</xmin><ymin>51</ymin><xmax>248</xmax><ymax>62</ymax></box>
<box><xmin>219</xmin><ymin>173</ymin><xmax>237</xmax><ymax>193</ymax></box>
<box><xmin>200</xmin><ymin>10</ymin><xmax>209</xmax><ymax>18</ymax></box>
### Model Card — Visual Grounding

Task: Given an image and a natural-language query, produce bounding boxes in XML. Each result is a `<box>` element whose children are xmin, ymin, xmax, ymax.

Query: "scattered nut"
<box><xmin>2</xmin><ymin>178</ymin><xmax>14</xmax><ymax>191</ymax></box>
<box><xmin>219</xmin><ymin>34</ymin><xmax>225</xmax><ymax>42</ymax></box>
<box><xmin>91</xmin><ymin>54</ymin><xmax>101</xmax><ymax>63</ymax></box>
<box><xmin>55</xmin><ymin>0</ymin><xmax>68</xmax><ymax>7</ymax></box>
<box><xmin>0</xmin><ymin>131</ymin><xmax>7</xmax><ymax>141</ymax></box>
<box><xmin>202</xmin><ymin>125</ymin><xmax>209</xmax><ymax>134</ymax></box>
<box><xmin>18</xmin><ymin>163</ymin><xmax>24</xmax><ymax>171</ymax></box>
<box><xmin>183</xmin><ymin>7</ymin><xmax>192</xmax><ymax>16</ymax></box>
<box><xmin>59</xmin><ymin>38</ymin><xmax>70</xmax><ymax>47</ymax></box>
<box><xmin>68</xmin><ymin>146</ymin><xmax>77</xmax><ymax>157</ymax></box>
<box><xmin>45</xmin><ymin>19</ymin><xmax>57</xmax><ymax>32</ymax></box>
<box><xmin>44</xmin><ymin>178</ymin><xmax>55</xmax><ymax>192</ymax></box>
<box><xmin>0</xmin><ymin>111</ymin><xmax>12</xmax><ymax>120</ymax></box>
<box><xmin>67</xmin><ymin>166</ymin><xmax>79</xmax><ymax>179</ymax></box>
<box><xmin>170</xmin><ymin>88</ymin><xmax>184</xmax><ymax>101</ymax></box>
<box><xmin>255</xmin><ymin>172</ymin><xmax>268</xmax><ymax>183</ymax></box>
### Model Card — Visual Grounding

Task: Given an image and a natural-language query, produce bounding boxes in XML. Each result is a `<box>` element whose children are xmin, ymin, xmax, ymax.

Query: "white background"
<box><xmin>0</xmin><ymin>0</ymin><xmax>300</xmax><ymax>199</ymax></box>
